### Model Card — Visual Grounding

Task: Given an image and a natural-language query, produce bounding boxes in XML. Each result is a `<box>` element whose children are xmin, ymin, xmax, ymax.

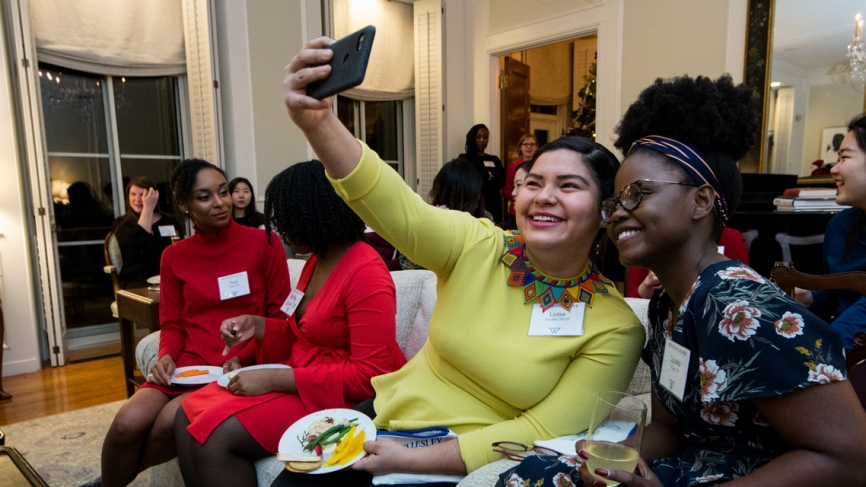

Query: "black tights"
<box><xmin>175</xmin><ymin>408</ymin><xmax>272</xmax><ymax>487</ymax></box>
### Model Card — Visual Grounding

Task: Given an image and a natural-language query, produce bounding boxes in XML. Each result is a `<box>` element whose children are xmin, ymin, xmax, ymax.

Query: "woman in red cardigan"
<box><xmin>174</xmin><ymin>160</ymin><xmax>405</xmax><ymax>487</ymax></box>
<box><xmin>101</xmin><ymin>159</ymin><xmax>290</xmax><ymax>487</ymax></box>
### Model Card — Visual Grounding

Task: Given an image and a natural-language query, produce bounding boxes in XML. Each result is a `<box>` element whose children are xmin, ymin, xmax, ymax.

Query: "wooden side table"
<box><xmin>116</xmin><ymin>287</ymin><xmax>161</xmax><ymax>398</ymax></box>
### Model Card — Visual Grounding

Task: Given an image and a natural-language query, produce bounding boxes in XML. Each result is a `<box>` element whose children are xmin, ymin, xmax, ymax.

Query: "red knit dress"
<box><xmin>142</xmin><ymin>218</ymin><xmax>291</xmax><ymax>395</ymax></box>
<box><xmin>181</xmin><ymin>242</ymin><xmax>406</xmax><ymax>452</ymax></box>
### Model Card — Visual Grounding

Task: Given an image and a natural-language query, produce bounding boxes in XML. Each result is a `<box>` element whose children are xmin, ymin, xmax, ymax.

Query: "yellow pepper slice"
<box><xmin>337</xmin><ymin>430</ymin><xmax>366</xmax><ymax>465</ymax></box>
<box><xmin>334</xmin><ymin>426</ymin><xmax>357</xmax><ymax>456</ymax></box>
<box><xmin>325</xmin><ymin>428</ymin><xmax>359</xmax><ymax>466</ymax></box>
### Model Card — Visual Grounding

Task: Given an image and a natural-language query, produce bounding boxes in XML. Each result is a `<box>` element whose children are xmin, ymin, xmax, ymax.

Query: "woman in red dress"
<box><xmin>174</xmin><ymin>160</ymin><xmax>406</xmax><ymax>487</ymax></box>
<box><xmin>100</xmin><ymin>159</ymin><xmax>290</xmax><ymax>487</ymax></box>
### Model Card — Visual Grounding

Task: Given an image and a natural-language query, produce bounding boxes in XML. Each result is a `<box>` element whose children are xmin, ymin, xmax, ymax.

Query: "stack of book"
<box><xmin>773</xmin><ymin>188</ymin><xmax>849</xmax><ymax>212</ymax></box>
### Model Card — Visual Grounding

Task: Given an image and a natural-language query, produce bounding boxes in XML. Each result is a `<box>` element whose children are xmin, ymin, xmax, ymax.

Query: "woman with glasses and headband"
<box><xmin>275</xmin><ymin>38</ymin><xmax>645</xmax><ymax>487</ymax></box>
<box><xmin>499</xmin><ymin>75</ymin><xmax>866</xmax><ymax>487</ymax></box>
<box><xmin>503</xmin><ymin>134</ymin><xmax>539</xmax><ymax>219</ymax></box>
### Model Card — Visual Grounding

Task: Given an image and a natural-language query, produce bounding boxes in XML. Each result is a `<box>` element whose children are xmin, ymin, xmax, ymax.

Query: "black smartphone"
<box><xmin>306</xmin><ymin>26</ymin><xmax>376</xmax><ymax>100</ymax></box>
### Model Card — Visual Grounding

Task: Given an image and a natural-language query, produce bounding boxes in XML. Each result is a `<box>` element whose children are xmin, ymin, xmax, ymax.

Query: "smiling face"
<box><xmin>520</xmin><ymin>137</ymin><xmax>538</xmax><ymax>161</ymax></box>
<box><xmin>128</xmin><ymin>185</ymin><xmax>147</xmax><ymax>214</ymax></box>
<box><xmin>515</xmin><ymin>149</ymin><xmax>601</xmax><ymax>257</ymax></box>
<box><xmin>606</xmin><ymin>152</ymin><xmax>700</xmax><ymax>268</ymax></box>
<box><xmin>232</xmin><ymin>182</ymin><xmax>252</xmax><ymax>210</ymax></box>
<box><xmin>512</xmin><ymin>167</ymin><xmax>528</xmax><ymax>200</ymax></box>
<box><xmin>180</xmin><ymin>168</ymin><xmax>232</xmax><ymax>233</ymax></box>
<box><xmin>832</xmin><ymin>130</ymin><xmax>866</xmax><ymax>209</ymax></box>
<box><xmin>475</xmin><ymin>127</ymin><xmax>489</xmax><ymax>154</ymax></box>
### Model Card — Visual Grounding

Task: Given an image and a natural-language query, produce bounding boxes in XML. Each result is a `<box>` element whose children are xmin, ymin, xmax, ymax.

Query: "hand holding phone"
<box><xmin>306</xmin><ymin>26</ymin><xmax>376</xmax><ymax>100</ymax></box>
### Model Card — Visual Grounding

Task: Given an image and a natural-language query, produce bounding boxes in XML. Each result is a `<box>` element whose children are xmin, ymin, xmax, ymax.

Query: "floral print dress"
<box><xmin>496</xmin><ymin>261</ymin><xmax>847</xmax><ymax>487</ymax></box>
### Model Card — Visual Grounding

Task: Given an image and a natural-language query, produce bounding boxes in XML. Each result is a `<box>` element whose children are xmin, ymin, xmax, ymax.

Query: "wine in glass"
<box><xmin>584</xmin><ymin>391</ymin><xmax>647</xmax><ymax>486</ymax></box>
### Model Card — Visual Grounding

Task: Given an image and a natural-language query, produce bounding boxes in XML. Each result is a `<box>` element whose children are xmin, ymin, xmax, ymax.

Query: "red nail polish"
<box><xmin>578</xmin><ymin>449</ymin><xmax>589</xmax><ymax>460</ymax></box>
<box><xmin>594</xmin><ymin>481</ymin><xmax>606</xmax><ymax>487</ymax></box>
<box><xmin>595</xmin><ymin>469</ymin><xmax>610</xmax><ymax>477</ymax></box>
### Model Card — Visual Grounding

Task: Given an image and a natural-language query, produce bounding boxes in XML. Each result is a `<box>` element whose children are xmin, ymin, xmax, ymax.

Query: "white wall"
<box><xmin>0</xmin><ymin>16</ymin><xmax>45</xmax><ymax>376</ymax></box>
<box><xmin>214</xmin><ymin>0</ymin><xmax>321</xmax><ymax>197</ymax></box>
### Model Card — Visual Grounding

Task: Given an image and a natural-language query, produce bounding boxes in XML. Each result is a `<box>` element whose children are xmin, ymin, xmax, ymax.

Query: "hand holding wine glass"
<box><xmin>581</xmin><ymin>391</ymin><xmax>647</xmax><ymax>487</ymax></box>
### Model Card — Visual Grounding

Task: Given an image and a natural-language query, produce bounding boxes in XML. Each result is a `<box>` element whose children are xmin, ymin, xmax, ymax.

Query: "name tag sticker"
<box><xmin>483</xmin><ymin>160</ymin><xmax>496</xmax><ymax>167</ymax></box>
<box><xmin>158</xmin><ymin>225</ymin><xmax>177</xmax><ymax>237</ymax></box>
<box><xmin>281</xmin><ymin>289</ymin><xmax>305</xmax><ymax>316</ymax></box>
<box><xmin>659</xmin><ymin>338</ymin><xmax>691</xmax><ymax>401</ymax></box>
<box><xmin>528</xmin><ymin>303</ymin><xmax>585</xmax><ymax>336</ymax></box>
<box><xmin>218</xmin><ymin>271</ymin><xmax>251</xmax><ymax>301</ymax></box>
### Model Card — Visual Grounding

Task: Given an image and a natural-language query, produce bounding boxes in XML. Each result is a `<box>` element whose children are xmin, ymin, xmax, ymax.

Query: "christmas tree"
<box><xmin>566</xmin><ymin>61</ymin><xmax>596</xmax><ymax>139</ymax></box>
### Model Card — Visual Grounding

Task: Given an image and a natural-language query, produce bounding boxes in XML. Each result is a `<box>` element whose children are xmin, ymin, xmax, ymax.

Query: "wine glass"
<box><xmin>584</xmin><ymin>391</ymin><xmax>647</xmax><ymax>486</ymax></box>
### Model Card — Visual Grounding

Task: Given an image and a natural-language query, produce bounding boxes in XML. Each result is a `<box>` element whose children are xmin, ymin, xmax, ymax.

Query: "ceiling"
<box><xmin>773</xmin><ymin>0</ymin><xmax>864</xmax><ymax>72</ymax></box>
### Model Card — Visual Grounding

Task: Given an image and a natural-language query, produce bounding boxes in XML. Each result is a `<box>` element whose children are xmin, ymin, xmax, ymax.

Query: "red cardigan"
<box><xmin>157</xmin><ymin>219</ymin><xmax>290</xmax><ymax>374</ymax></box>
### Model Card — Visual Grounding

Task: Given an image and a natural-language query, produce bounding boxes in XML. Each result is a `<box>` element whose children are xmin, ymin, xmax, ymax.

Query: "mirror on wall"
<box><xmin>758</xmin><ymin>0</ymin><xmax>865</xmax><ymax>177</ymax></box>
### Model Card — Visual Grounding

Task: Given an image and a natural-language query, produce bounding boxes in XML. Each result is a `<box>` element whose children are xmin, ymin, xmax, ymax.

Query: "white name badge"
<box><xmin>158</xmin><ymin>225</ymin><xmax>177</xmax><ymax>237</ymax></box>
<box><xmin>281</xmin><ymin>289</ymin><xmax>305</xmax><ymax>316</ymax></box>
<box><xmin>528</xmin><ymin>303</ymin><xmax>585</xmax><ymax>336</ymax></box>
<box><xmin>659</xmin><ymin>338</ymin><xmax>691</xmax><ymax>401</ymax></box>
<box><xmin>483</xmin><ymin>160</ymin><xmax>496</xmax><ymax>167</ymax></box>
<box><xmin>218</xmin><ymin>271</ymin><xmax>251</xmax><ymax>300</ymax></box>
<box><xmin>717</xmin><ymin>245</ymin><xmax>725</xmax><ymax>254</ymax></box>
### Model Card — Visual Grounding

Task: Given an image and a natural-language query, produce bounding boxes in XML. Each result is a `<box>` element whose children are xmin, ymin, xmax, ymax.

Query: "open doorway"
<box><xmin>498</xmin><ymin>35</ymin><xmax>598</xmax><ymax>165</ymax></box>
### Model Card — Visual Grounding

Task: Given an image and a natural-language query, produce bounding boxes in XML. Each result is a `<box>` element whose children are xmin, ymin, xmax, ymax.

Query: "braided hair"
<box><xmin>614</xmin><ymin>74</ymin><xmax>758</xmax><ymax>238</ymax></box>
<box><xmin>264</xmin><ymin>160</ymin><xmax>365</xmax><ymax>257</ymax></box>
<box><xmin>170</xmin><ymin>159</ymin><xmax>226</xmax><ymax>217</ymax></box>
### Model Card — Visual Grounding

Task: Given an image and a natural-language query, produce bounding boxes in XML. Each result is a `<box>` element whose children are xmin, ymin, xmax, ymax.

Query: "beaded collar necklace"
<box><xmin>500</xmin><ymin>230</ymin><xmax>613</xmax><ymax>311</ymax></box>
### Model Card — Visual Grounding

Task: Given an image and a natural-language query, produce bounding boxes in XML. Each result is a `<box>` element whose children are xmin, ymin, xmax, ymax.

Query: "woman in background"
<box><xmin>112</xmin><ymin>176</ymin><xmax>183</xmax><ymax>289</ymax></box>
<box><xmin>230</xmin><ymin>177</ymin><xmax>266</xmax><ymax>228</ymax></box>
<box><xmin>458</xmin><ymin>124</ymin><xmax>504</xmax><ymax>222</ymax></box>
<box><xmin>795</xmin><ymin>114</ymin><xmax>866</xmax><ymax>349</ymax></box>
<box><xmin>503</xmin><ymin>134</ymin><xmax>538</xmax><ymax>218</ymax></box>
<box><xmin>175</xmin><ymin>160</ymin><xmax>404</xmax><ymax>487</ymax></box>
<box><xmin>499</xmin><ymin>161</ymin><xmax>530</xmax><ymax>231</ymax></box>
<box><xmin>101</xmin><ymin>160</ymin><xmax>290</xmax><ymax>487</ymax></box>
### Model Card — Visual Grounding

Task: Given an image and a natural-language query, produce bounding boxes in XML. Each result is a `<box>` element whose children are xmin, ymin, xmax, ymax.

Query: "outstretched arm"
<box><xmin>283</xmin><ymin>37</ymin><xmax>361</xmax><ymax>179</ymax></box>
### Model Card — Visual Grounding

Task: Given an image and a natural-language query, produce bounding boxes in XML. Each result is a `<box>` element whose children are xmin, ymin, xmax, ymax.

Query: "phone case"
<box><xmin>306</xmin><ymin>25</ymin><xmax>376</xmax><ymax>100</ymax></box>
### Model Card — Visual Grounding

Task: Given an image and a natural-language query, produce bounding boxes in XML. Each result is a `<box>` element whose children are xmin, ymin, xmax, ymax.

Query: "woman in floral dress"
<box><xmin>498</xmin><ymin>75</ymin><xmax>866</xmax><ymax>487</ymax></box>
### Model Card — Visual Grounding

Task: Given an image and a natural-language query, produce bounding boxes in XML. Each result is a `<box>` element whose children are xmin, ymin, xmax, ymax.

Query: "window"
<box><xmin>336</xmin><ymin>96</ymin><xmax>404</xmax><ymax>176</ymax></box>
<box><xmin>40</xmin><ymin>63</ymin><xmax>184</xmax><ymax>330</ymax></box>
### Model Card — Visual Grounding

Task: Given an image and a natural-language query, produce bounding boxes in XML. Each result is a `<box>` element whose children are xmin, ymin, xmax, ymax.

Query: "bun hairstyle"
<box><xmin>170</xmin><ymin>159</ymin><xmax>226</xmax><ymax>217</ymax></box>
<box><xmin>614</xmin><ymin>74</ymin><xmax>759</xmax><ymax>238</ymax></box>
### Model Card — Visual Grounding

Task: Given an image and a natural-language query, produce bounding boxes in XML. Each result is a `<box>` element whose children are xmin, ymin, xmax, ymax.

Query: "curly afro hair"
<box><xmin>264</xmin><ymin>160</ymin><xmax>365</xmax><ymax>257</ymax></box>
<box><xmin>614</xmin><ymin>74</ymin><xmax>758</xmax><ymax>237</ymax></box>
<box><xmin>171</xmin><ymin>159</ymin><xmax>226</xmax><ymax>217</ymax></box>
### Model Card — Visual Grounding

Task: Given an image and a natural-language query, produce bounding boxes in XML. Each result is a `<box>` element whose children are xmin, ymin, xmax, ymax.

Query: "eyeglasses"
<box><xmin>491</xmin><ymin>441</ymin><xmax>566</xmax><ymax>462</ymax></box>
<box><xmin>521</xmin><ymin>142</ymin><xmax>538</xmax><ymax>148</ymax></box>
<box><xmin>601</xmin><ymin>179</ymin><xmax>699</xmax><ymax>223</ymax></box>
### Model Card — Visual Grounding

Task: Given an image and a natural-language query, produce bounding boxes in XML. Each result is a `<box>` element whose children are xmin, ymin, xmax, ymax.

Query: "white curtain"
<box><xmin>334</xmin><ymin>0</ymin><xmax>414</xmax><ymax>101</ymax></box>
<box><xmin>30</xmin><ymin>0</ymin><xmax>185</xmax><ymax>76</ymax></box>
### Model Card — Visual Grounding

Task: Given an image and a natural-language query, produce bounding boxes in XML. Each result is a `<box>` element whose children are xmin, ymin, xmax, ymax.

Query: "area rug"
<box><xmin>2</xmin><ymin>401</ymin><xmax>150</xmax><ymax>487</ymax></box>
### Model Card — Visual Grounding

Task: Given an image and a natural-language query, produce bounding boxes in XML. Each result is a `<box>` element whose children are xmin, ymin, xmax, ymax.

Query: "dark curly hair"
<box><xmin>464</xmin><ymin>124</ymin><xmax>488</xmax><ymax>157</ymax></box>
<box><xmin>429</xmin><ymin>160</ymin><xmax>486</xmax><ymax>218</ymax></box>
<box><xmin>527</xmin><ymin>136</ymin><xmax>621</xmax><ymax>204</ymax></box>
<box><xmin>614</xmin><ymin>74</ymin><xmax>758</xmax><ymax>238</ymax></box>
<box><xmin>170</xmin><ymin>159</ymin><xmax>227</xmax><ymax>218</ymax></box>
<box><xmin>264</xmin><ymin>160</ymin><xmax>365</xmax><ymax>256</ymax></box>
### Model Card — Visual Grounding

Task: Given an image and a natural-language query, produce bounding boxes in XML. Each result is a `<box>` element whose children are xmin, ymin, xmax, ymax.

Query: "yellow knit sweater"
<box><xmin>329</xmin><ymin>141</ymin><xmax>645</xmax><ymax>472</ymax></box>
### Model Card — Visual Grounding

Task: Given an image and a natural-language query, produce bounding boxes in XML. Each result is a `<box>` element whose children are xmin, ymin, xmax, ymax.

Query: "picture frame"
<box><xmin>820</xmin><ymin>126</ymin><xmax>847</xmax><ymax>163</ymax></box>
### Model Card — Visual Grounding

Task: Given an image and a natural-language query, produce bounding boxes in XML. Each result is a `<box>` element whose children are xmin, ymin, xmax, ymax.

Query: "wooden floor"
<box><xmin>0</xmin><ymin>355</ymin><xmax>127</xmax><ymax>426</ymax></box>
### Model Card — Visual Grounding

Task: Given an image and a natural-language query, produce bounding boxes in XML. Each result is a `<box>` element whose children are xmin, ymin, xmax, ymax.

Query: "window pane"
<box><xmin>39</xmin><ymin>64</ymin><xmax>108</xmax><ymax>153</ymax></box>
<box><xmin>49</xmin><ymin>156</ymin><xmax>114</xmax><ymax>242</ymax></box>
<box><xmin>337</xmin><ymin>95</ymin><xmax>356</xmax><ymax>136</ymax></box>
<box><xmin>120</xmin><ymin>158</ymin><xmax>183</xmax><ymax>221</ymax></box>
<box><xmin>364</xmin><ymin>101</ymin><xmax>398</xmax><ymax>161</ymax></box>
<box><xmin>114</xmin><ymin>77</ymin><xmax>180</xmax><ymax>155</ymax></box>
<box><xmin>58</xmin><ymin>244</ymin><xmax>115</xmax><ymax>328</ymax></box>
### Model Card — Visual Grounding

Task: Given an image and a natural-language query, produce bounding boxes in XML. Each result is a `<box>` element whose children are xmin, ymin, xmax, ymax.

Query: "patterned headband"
<box><xmin>628</xmin><ymin>135</ymin><xmax>728</xmax><ymax>225</ymax></box>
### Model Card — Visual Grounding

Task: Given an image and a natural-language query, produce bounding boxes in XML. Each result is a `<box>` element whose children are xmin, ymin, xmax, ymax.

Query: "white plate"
<box><xmin>171</xmin><ymin>366</ymin><xmax>224</xmax><ymax>386</ymax></box>
<box><xmin>216</xmin><ymin>364</ymin><xmax>292</xmax><ymax>388</ymax></box>
<box><xmin>278</xmin><ymin>408</ymin><xmax>376</xmax><ymax>474</ymax></box>
<box><xmin>147</xmin><ymin>275</ymin><xmax>160</xmax><ymax>285</ymax></box>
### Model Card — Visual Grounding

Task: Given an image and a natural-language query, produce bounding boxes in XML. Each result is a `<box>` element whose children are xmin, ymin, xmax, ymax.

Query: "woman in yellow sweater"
<box><xmin>272</xmin><ymin>38</ymin><xmax>645</xmax><ymax>486</ymax></box>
